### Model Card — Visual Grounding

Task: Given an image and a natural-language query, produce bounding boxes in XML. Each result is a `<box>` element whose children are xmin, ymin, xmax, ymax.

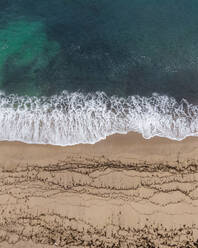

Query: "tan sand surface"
<box><xmin>1</xmin><ymin>132</ymin><xmax>198</xmax><ymax>247</ymax></box>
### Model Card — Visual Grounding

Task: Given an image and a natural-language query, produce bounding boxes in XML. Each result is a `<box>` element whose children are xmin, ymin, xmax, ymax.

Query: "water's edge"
<box><xmin>0</xmin><ymin>91</ymin><xmax>198</xmax><ymax>146</ymax></box>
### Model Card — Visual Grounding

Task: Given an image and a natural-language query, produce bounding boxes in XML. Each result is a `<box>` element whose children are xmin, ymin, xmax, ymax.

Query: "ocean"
<box><xmin>1</xmin><ymin>0</ymin><xmax>198</xmax><ymax>145</ymax></box>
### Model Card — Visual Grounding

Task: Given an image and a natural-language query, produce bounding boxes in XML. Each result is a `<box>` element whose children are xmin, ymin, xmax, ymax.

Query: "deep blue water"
<box><xmin>1</xmin><ymin>0</ymin><xmax>198</xmax><ymax>145</ymax></box>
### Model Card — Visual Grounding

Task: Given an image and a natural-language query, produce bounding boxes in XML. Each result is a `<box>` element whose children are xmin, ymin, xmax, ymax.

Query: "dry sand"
<box><xmin>1</xmin><ymin>132</ymin><xmax>198</xmax><ymax>247</ymax></box>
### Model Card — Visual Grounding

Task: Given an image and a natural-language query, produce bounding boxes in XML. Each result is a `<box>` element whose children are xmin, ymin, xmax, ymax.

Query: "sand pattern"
<box><xmin>1</xmin><ymin>133</ymin><xmax>198</xmax><ymax>247</ymax></box>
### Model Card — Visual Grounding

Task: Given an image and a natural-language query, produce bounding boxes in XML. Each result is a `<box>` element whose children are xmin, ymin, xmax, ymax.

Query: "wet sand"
<box><xmin>1</xmin><ymin>132</ymin><xmax>198</xmax><ymax>247</ymax></box>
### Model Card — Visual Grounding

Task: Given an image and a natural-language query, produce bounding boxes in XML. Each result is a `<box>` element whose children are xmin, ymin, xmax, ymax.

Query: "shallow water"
<box><xmin>1</xmin><ymin>0</ymin><xmax>198</xmax><ymax>144</ymax></box>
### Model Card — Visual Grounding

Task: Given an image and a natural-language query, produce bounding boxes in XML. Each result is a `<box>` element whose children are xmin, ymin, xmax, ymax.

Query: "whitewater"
<box><xmin>0</xmin><ymin>91</ymin><xmax>197</xmax><ymax>146</ymax></box>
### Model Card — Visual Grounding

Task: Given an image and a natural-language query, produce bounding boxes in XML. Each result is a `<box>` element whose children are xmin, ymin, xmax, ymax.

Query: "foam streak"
<box><xmin>0</xmin><ymin>91</ymin><xmax>198</xmax><ymax>145</ymax></box>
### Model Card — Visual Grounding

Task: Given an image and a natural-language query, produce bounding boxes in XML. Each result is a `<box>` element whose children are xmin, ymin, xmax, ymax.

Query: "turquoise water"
<box><xmin>1</xmin><ymin>0</ymin><xmax>198</xmax><ymax>145</ymax></box>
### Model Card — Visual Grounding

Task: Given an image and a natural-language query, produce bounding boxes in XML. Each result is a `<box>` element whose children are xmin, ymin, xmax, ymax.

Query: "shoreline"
<box><xmin>1</xmin><ymin>132</ymin><xmax>198</xmax><ymax>247</ymax></box>
<box><xmin>2</xmin><ymin>131</ymin><xmax>198</xmax><ymax>168</ymax></box>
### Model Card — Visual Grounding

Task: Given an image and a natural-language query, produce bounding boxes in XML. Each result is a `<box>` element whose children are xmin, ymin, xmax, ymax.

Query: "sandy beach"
<box><xmin>1</xmin><ymin>132</ymin><xmax>198</xmax><ymax>247</ymax></box>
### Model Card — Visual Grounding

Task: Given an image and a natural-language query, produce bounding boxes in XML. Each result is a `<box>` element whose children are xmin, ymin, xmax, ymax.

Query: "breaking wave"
<box><xmin>0</xmin><ymin>91</ymin><xmax>198</xmax><ymax>145</ymax></box>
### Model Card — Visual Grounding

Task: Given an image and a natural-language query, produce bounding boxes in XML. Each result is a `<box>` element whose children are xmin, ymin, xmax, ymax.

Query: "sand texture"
<box><xmin>1</xmin><ymin>132</ymin><xmax>198</xmax><ymax>247</ymax></box>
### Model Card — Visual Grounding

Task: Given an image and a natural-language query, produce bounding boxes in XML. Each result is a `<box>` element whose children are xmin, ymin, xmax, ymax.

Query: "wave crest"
<box><xmin>0</xmin><ymin>91</ymin><xmax>198</xmax><ymax>145</ymax></box>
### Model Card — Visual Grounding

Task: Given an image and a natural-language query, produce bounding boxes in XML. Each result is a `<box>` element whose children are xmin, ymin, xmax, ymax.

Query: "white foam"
<box><xmin>0</xmin><ymin>91</ymin><xmax>198</xmax><ymax>146</ymax></box>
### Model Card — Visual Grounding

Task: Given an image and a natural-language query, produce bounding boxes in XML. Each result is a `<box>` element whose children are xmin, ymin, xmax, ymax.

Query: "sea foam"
<box><xmin>0</xmin><ymin>91</ymin><xmax>197</xmax><ymax>145</ymax></box>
